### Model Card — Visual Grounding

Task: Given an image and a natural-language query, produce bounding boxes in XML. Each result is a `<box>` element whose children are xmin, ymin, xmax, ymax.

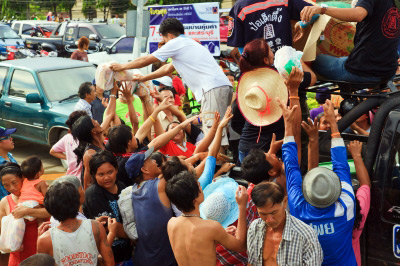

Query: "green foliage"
<box><xmin>83</xmin><ymin>0</ymin><xmax>131</xmax><ymax>20</ymax></box>
<box><xmin>307</xmin><ymin>92</ymin><xmax>319</xmax><ymax>110</ymax></box>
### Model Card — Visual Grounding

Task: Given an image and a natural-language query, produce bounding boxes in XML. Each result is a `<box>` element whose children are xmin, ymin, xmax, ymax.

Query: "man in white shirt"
<box><xmin>111</xmin><ymin>18</ymin><xmax>233</xmax><ymax>146</ymax></box>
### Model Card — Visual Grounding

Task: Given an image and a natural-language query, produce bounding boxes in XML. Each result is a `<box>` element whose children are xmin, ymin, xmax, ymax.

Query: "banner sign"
<box><xmin>147</xmin><ymin>2</ymin><xmax>220</xmax><ymax>56</ymax></box>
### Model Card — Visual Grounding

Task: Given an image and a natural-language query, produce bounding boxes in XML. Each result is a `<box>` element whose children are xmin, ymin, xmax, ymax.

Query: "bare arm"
<box><xmin>347</xmin><ymin>140</ymin><xmax>371</xmax><ymax>187</ymax></box>
<box><xmin>12</xmin><ymin>206</ymin><xmax>50</xmax><ymax>219</ymax></box>
<box><xmin>49</xmin><ymin>148</ymin><xmax>66</xmax><ymax>160</ymax></box>
<box><xmin>101</xmin><ymin>82</ymin><xmax>118</xmax><ymax>131</ymax></box>
<box><xmin>111</xmin><ymin>54</ymin><xmax>160</xmax><ymax>71</ymax></box>
<box><xmin>83</xmin><ymin>149</ymin><xmax>96</xmax><ymax>191</ymax></box>
<box><xmin>194</xmin><ymin>112</ymin><xmax>220</xmax><ymax>154</ymax></box>
<box><xmin>286</xmin><ymin>67</ymin><xmax>303</xmax><ymax>164</ymax></box>
<box><xmin>120</xmin><ymin>82</ymin><xmax>139</xmax><ymax>128</ymax></box>
<box><xmin>301</xmin><ymin>5</ymin><xmax>368</xmax><ymax>23</ymax></box>
<box><xmin>36</xmin><ymin>180</ymin><xmax>48</xmax><ymax>198</ymax></box>
<box><xmin>301</xmin><ymin>117</ymin><xmax>320</xmax><ymax>170</ymax></box>
<box><xmin>148</xmin><ymin>116</ymin><xmax>198</xmax><ymax>151</ymax></box>
<box><xmin>92</xmin><ymin>220</ymin><xmax>114</xmax><ymax>266</ymax></box>
<box><xmin>134</xmin><ymin>63</ymin><xmax>176</xmax><ymax>83</ymax></box>
<box><xmin>37</xmin><ymin>231</ymin><xmax>53</xmax><ymax>256</ymax></box>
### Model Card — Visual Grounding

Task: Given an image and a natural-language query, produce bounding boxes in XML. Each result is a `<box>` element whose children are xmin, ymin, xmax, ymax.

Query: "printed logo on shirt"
<box><xmin>382</xmin><ymin>7</ymin><xmax>400</xmax><ymax>39</ymax></box>
<box><xmin>60</xmin><ymin>252</ymin><xmax>95</xmax><ymax>265</ymax></box>
<box><xmin>309</xmin><ymin>222</ymin><xmax>335</xmax><ymax>236</ymax></box>
<box><xmin>248</xmin><ymin>8</ymin><xmax>283</xmax><ymax>32</ymax></box>
<box><xmin>228</xmin><ymin>16</ymin><xmax>234</xmax><ymax>37</ymax></box>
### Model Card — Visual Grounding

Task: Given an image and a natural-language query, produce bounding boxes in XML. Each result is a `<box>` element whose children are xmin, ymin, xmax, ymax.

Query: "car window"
<box><xmin>38</xmin><ymin>66</ymin><xmax>96</xmax><ymax>102</ymax></box>
<box><xmin>78</xmin><ymin>27</ymin><xmax>95</xmax><ymax>38</ymax></box>
<box><xmin>0</xmin><ymin>67</ymin><xmax>8</xmax><ymax>95</ymax></box>
<box><xmin>0</xmin><ymin>26</ymin><xmax>21</xmax><ymax>39</ymax></box>
<box><xmin>93</xmin><ymin>24</ymin><xmax>125</xmax><ymax>39</ymax></box>
<box><xmin>9</xmin><ymin>70</ymin><xmax>39</xmax><ymax>98</ymax></box>
<box><xmin>12</xmin><ymin>23</ymin><xmax>20</xmax><ymax>33</ymax></box>
<box><xmin>22</xmin><ymin>24</ymin><xmax>34</xmax><ymax>35</ymax></box>
<box><xmin>114</xmin><ymin>37</ymin><xmax>134</xmax><ymax>53</ymax></box>
<box><xmin>65</xmin><ymin>26</ymin><xmax>76</xmax><ymax>41</ymax></box>
<box><xmin>382</xmin><ymin>122</ymin><xmax>400</xmax><ymax>223</ymax></box>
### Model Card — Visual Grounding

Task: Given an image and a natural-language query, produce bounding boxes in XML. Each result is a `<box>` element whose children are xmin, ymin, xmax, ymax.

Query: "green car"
<box><xmin>0</xmin><ymin>57</ymin><xmax>96</xmax><ymax>147</ymax></box>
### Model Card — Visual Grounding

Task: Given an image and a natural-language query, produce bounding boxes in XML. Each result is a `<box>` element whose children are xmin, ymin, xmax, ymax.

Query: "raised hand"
<box><xmin>180</xmin><ymin>115</ymin><xmax>199</xmax><ymax>128</ymax></box>
<box><xmin>301</xmin><ymin>117</ymin><xmax>319</xmax><ymax>140</ymax></box>
<box><xmin>268</xmin><ymin>133</ymin><xmax>283</xmax><ymax>155</ymax></box>
<box><xmin>300</xmin><ymin>5</ymin><xmax>322</xmax><ymax>23</ymax></box>
<box><xmin>347</xmin><ymin>140</ymin><xmax>363</xmax><ymax>159</ymax></box>
<box><xmin>219</xmin><ymin>107</ymin><xmax>233</xmax><ymax>129</ymax></box>
<box><xmin>157</xmin><ymin>97</ymin><xmax>173</xmax><ymax>111</ymax></box>
<box><xmin>101</xmin><ymin>97</ymin><xmax>109</xmax><ymax>108</ymax></box>
<box><xmin>235</xmin><ymin>185</ymin><xmax>248</xmax><ymax>208</ymax></box>
<box><xmin>285</xmin><ymin>67</ymin><xmax>304</xmax><ymax>95</ymax></box>
<box><xmin>107</xmin><ymin>217</ymin><xmax>118</xmax><ymax>234</ymax></box>
<box><xmin>211</xmin><ymin>111</ymin><xmax>221</xmax><ymax>129</ymax></box>
<box><xmin>219</xmin><ymin>162</ymin><xmax>235</xmax><ymax>174</ymax></box>
<box><xmin>276</xmin><ymin>97</ymin><xmax>298</xmax><ymax>125</ymax></box>
<box><xmin>119</xmin><ymin>81</ymin><xmax>133</xmax><ymax>101</ymax></box>
<box><xmin>322</xmin><ymin>99</ymin><xmax>336</xmax><ymax>125</ymax></box>
<box><xmin>132</xmin><ymin>73</ymin><xmax>145</xmax><ymax>82</ymax></box>
<box><xmin>293</xmin><ymin>22</ymin><xmax>305</xmax><ymax>43</ymax></box>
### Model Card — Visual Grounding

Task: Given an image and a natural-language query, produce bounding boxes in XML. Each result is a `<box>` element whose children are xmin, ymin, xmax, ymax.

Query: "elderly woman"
<box><xmin>82</xmin><ymin>150</ymin><xmax>131</xmax><ymax>263</ymax></box>
<box><xmin>0</xmin><ymin>163</ymin><xmax>50</xmax><ymax>266</ymax></box>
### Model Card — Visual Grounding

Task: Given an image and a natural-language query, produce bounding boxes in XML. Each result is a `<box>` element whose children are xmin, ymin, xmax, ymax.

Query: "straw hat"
<box><xmin>302</xmin><ymin>167</ymin><xmax>342</xmax><ymax>208</ymax></box>
<box><xmin>237</xmin><ymin>67</ymin><xmax>288</xmax><ymax>127</ymax></box>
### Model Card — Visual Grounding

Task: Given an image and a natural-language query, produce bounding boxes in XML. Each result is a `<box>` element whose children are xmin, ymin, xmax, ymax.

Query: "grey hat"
<box><xmin>302</xmin><ymin>167</ymin><xmax>341</xmax><ymax>208</ymax></box>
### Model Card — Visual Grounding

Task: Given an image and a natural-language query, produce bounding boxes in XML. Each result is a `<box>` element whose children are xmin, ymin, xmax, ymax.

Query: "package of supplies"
<box><xmin>118</xmin><ymin>186</ymin><xmax>138</xmax><ymax>240</ymax></box>
<box><xmin>0</xmin><ymin>214</ymin><xmax>25</xmax><ymax>253</ymax></box>
<box><xmin>95</xmin><ymin>63</ymin><xmax>115</xmax><ymax>91</ymax></box>
<box><xmin>274</xmin><ymin>46</ymin><xmax>303</xmax><ymax>79</ymax></box>
<box><xmin>19</xmin><ymin>200</ymin><xmax>39</xmax><ymax>221</ymax></box>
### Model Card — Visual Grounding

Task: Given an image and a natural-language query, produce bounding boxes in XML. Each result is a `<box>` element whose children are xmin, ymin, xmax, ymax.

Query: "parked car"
<box><xmin>11</xmin><ymin>20</ymin><xmax>59</xmax><ymax>39</ymax></box>
<box><xmin>0</xmin><ymin>24</ymin><xmax>24</xmax><ymax>60</ymax></box>
<box><xmin>24</xmin><ymin>21</ymin><xmax>125</xmax><ymax>57</ymax></box>
<box><xmin>0</xmin><ymin>57</ymin><xmax>95</xmax><ymax>148</ymax></box>
<box><xmin>87</xmin><ymin>35</ymin><xmax>150</xmax><ymax>74</ymax></box>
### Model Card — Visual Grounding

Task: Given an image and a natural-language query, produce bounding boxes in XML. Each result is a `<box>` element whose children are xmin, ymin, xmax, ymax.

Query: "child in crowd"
<box><xmin>19</xmin><ymin>156</ymin><xmax>48</xmax><ymax>209</ymax></box>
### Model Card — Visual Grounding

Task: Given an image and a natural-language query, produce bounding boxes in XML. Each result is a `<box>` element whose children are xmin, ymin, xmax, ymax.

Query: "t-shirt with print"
<box><xmin>113</xmin><ymin>97</ymin><xmax>144</xmax><ymax>128</ymax></box>
<box><xmin>51</xmin><ymin>133</ymin><xmax>82</xmax><ymax>178</ymax></box>
<box><xmin>152</xmin><ymin>36</ymin><xmax>231</xmax><ymax>103</ymax></box>
<box><xmin>227</xmin><ymin>0</ymin><xmax>312</xmax><ymax>53</ymax></box>
<box><xmin>82</xmin><ymin>181</ymin><xmax>131</xmax><ymax>263</ymax></box>
<box><xmin>159</xmin><ymin>140</ymin><xmax>196</xmax><ymax>158</ymax></box>
<box><xmin>345</xmin><ymin>0</ymin><xmax>400</xmax><ymax>79</ymax></box>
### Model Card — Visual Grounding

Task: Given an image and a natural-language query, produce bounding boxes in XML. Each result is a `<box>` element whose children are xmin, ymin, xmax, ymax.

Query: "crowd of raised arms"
<box><xmin>0</xmin><ymin>0</ymin><xmax>398</xmax><ymax>265</ymax></box>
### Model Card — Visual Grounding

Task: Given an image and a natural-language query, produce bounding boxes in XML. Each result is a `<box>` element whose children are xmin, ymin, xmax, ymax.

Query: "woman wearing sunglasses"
<box><xmin>0</xmin><ymin>127</ymin><xmax>17</xmax><ymax>200</ymax></box>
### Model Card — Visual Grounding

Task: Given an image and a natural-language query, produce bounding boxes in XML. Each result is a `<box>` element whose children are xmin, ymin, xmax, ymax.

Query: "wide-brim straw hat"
<box><xmin>302</xmin><ymin>167</ymin><xmax>342</xmax><ymax>208</ymax></box>
<box><xmin>237</xmin><ymin>67</ymin><xmax>288</xmax><ymax>127</ymax></box>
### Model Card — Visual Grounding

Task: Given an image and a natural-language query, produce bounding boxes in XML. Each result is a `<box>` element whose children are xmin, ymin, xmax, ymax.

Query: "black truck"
<box><xmin>24</xmin><ymin>21</ymin><xmax>125</xmax><ymax>57</ymax></box>
<box><xmin>306</xmin><ymin>78</ymin><xmax>400</xmax><ymax>265</ymax></box>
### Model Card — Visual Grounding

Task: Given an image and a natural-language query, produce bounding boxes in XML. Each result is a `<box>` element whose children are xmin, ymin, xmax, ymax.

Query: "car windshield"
<box><xmin>0</xmin><ymin>26</ymin><xmax>20</xmax><ymax>39</ymax></box>
<box><xmin>38</xmin><ymin>66</ymin><xmax>96</xmax><ymax>102</ymax></box>
<box><xmin>37</xmin><ymin>24</ymin><xmax>57</xmax><ymax>32</ymax></box>
<box><xmin>93</xmin><ymin>24</ymin><xmax>125</xmax><ymax>39</ymax></box>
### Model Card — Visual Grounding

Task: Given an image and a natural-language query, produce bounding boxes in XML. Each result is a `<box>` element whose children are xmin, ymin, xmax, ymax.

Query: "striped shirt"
<box><xmin>247</xmin><ymin>211</ymin><xmax>323</xmax><ymax>266</ymax></box>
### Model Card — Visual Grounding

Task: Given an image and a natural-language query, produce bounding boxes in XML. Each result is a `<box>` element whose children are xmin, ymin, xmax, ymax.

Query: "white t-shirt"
<box><xmin>152</xmin><ymin>36</ymin><xmax>231</xmax><ymax>102</ymax></box>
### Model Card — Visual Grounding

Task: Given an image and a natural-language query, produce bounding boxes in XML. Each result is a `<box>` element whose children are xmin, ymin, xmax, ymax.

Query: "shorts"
<box><xmin>201</xmin><ymin>85</ymin><xmax>233</xmax><ymax>146</ymax></box>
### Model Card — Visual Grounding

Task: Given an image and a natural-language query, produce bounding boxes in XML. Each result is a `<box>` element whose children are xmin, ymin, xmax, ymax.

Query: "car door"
<box><xmin>0</xmin><ymin>66</ymin><xmax>10</xmax><ymax>128</ymax></box>
<box><xmin>365</xmin><ymin>110</ymin><xmax>400</xmax><ymax>265</ymax></box>
<box><xmin>1</xmin><ymin>69</ymin><xmax>46</xmax><ymax>143</ymax></box>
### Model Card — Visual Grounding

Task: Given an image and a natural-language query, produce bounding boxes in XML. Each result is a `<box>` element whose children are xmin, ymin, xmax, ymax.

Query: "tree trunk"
<box><xmin>69</xmin><ymin>8</ymin><xmax>72</xmax><ymax>19</ymax></box>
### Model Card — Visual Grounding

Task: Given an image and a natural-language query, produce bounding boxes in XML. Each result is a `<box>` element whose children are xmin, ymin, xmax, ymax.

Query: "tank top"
<box><xmin>7</xmin><ymin>195</ymin><xmax>38</xmax><ymax>266</ymax></box>
<box><xmin>18</xmin><ymin>178</ymin><xmax>44</xmax><ymax>204</ymax></box>
<box><xmin>50</xmin><ymin>219</ymin><xmax>98</xmax><ymax>266</ymax></box>
<box><xmin>131</xmin><ymin>178</ymin><xmax>177</xmax><ymax>266</ymax></box>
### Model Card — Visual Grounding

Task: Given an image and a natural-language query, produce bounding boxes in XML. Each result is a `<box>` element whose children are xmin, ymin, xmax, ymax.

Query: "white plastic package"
<box><xmin>95</xmin><ymin>63</ymin><xmax>115</xmax><ymax>91</ymax></box>
<box><xmin>18</xmin><ymin>200</ymin><xmax>39</xmax><ymax>221</ymax></box>
<box><xmin>274</xmin><ymin>46</ymin><xmax>303</xmax><ymax>79</ymax></box>
<box><xmin>118</xmin><ymin>186</ymin><xmax>138</xmax><ymax>240</ymax></box>
<box><xmin>0</xmin><ymin>214</ymin><xmax>26</xmax><ymax>253</ymax></box>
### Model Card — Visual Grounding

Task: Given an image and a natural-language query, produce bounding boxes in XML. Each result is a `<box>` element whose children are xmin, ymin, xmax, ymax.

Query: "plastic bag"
<box><xmin>18</xmin><ymin>200</ymin><xmax>39</xmax><ymax>221</ymax></box>
<box><xmin>0</xmin><ymin>214</ymin><xmax>25</xmax><ymax>253</ymax></box>
<box><xmin>95</xmin><ymin>63</ymin><xmax>115</xmax><ymax>91</ymax></box>
<box><xmin>117</xmin><ymin>187</ymin><xmax>138</xmax><ymax>240</ymax></box>
<box><xmin>274</xmin><ymin>46</ymin><xmax>303</xmax><ymax>79</ymax></box>
<box><xmin>114</xmin><ymin>69</ymin><xmax>134</xmax><ymax>82</ymax></box>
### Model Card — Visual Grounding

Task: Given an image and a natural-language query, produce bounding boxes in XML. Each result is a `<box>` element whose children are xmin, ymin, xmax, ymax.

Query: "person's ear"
<box><xmin>282</xmin><ymin>196</ymin><xmax>288</xmax><ymax>209</ymax></box>
<box><xmin>141</xmin><ymin>166</ymin><xmax>148</xmax><ymax>175</ymax></box>
<box><xmin>268</xmin><ymin>168</ymin><xmax>277</xmax><ymax>177</ymax></box>
<box><xmin>263</xmin><ymin>57</ymin><xmax>270</xmax><ymax>65</ymax></box>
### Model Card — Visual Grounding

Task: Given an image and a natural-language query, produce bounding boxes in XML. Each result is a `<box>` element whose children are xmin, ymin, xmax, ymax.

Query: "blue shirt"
<box><xmin>198</xmin><ymin>156</ymin><xmax>216</xmax><ymax>190</ymax></box>
<box><xmin>283</xmin><ymin>139</ymin><xmax>356</xmax><ymax>266</ymax></box>
<box><xmin>0</xmin><ymin>153</ymin><xmax>17</xmax><ymax>199</ymax></box>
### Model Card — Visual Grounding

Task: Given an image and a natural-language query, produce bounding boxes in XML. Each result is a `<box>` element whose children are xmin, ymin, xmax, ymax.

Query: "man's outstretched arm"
<box><xmin>111</xmin><ymin>54</ymin><xmax>160</xmax><ymax>72</ymax></box>
<box><xmin>301</xmin><ymin>5</ymin><xmax>368</xmax><ymax>23</ymax></box>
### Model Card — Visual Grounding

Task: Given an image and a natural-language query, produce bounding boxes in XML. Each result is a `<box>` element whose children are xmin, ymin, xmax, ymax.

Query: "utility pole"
<box><xmin>132</xmin><ymin>0</ymin><xmax>144</xmax><ymax>59</ymax></box>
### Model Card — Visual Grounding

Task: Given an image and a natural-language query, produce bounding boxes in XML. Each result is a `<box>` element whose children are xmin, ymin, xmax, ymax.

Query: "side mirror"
<box><xmin>26</xmin><ymin>93</ymin><xmax>43</xmax><ymax>104</ymax></box>
<box><xmin>89</xmin><ymin>34</ymin><xmax>99</xmax><ymax>42</ymax></box>
<box><xmin>106</xmin><ymin>47</ymin><xmax>111</xmax><ymax>54</ymax></box>
<box><xmin>111</xmin><ymin>46</ymin><xmax>116</xmax><ymax>53</ymax></box>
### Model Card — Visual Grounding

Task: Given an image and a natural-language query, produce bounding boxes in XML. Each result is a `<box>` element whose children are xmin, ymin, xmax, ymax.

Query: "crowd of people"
<box><xmin>0</xmin><ymin>0</ymin><xmax>398</xmax><ymax>265</ymax></box>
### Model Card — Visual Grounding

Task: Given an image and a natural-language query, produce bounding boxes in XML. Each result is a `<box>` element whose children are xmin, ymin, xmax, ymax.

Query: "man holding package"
<box><xmin>302</xmin><ymin>0</ymin><xmax>400</xmax><ymax>83</ymax></box>
<box><xmin>110</xmin><ymin>18</ymin><xmax>233</xmax><ymax>147</ymax></box>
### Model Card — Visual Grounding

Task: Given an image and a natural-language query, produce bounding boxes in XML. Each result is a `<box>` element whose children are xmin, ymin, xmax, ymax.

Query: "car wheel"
<box><xmin>58</xmin><ymin>130</ymin><xmax>69</xmax><ymax>170</ymax></box>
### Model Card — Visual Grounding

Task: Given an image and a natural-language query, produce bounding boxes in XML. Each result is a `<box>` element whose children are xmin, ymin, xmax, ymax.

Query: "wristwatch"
<box><xmin>321</xmin><ymin>6</ymin><xmax>328</xmax><ymax>15</ymax></box>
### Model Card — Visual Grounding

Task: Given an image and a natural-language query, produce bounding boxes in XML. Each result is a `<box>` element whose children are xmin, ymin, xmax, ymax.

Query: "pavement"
<box><xmin>12</xmin><ymin>138</ymin><xmax>66</xmax><ymax>182</ymax></box>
